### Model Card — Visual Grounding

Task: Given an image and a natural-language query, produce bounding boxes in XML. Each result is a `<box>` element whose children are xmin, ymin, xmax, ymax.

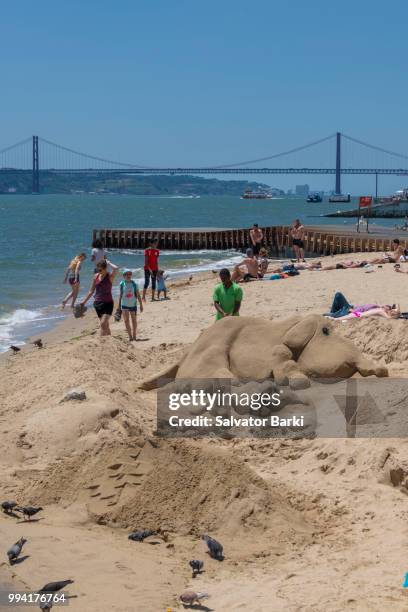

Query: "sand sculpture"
<box><xmin>141</xmin><ymin>314</ymin><xmax>388</xmax><ymax>390</ymax></box>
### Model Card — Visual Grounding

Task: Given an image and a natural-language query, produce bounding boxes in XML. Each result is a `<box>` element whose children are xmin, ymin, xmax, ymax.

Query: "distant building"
<box><xmin>295</xmin><ymin>184</ymin><xmax>309</xmax><ymax>196</ymax></box>
<box><xmin>287</xmin><ymin>189</ymin><xmax>293</xmax><ymax>195</ymax></box>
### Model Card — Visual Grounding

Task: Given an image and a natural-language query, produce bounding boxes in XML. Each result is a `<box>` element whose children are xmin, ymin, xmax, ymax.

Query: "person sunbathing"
<box><xmin>369</xmin><ymin>239</ymin><xmax>405</xmax><ymax>264</ymax></box>
<box><xmin>325</xmin><ymin>292</ymin><xmax>400</xmax><ymax>319</ymax></box>
<box><xmin>334</xmin><ymin>305</ymin><xmax>400</xmax><ymax>320</ymax></box>
<box><xmin>320</xmin><ymin>259</ymin><xmax>368</xmax><ymax>271</ymax></box>
<box><xmin>231</xmin><ymin>248</ymin><xmax>260</xmax><ymax>282</ymax></box>
<box><xmin>268</xmin><ymin>260</ymin><xmax>321</xmax><ymax>274</ymax></box>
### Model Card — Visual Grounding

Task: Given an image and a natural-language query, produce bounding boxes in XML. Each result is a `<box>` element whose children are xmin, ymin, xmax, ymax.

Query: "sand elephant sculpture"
<box><xmin>140</xmin><ymin>314</ymin><xmax>388</xmax><ymax>390</ymax></box>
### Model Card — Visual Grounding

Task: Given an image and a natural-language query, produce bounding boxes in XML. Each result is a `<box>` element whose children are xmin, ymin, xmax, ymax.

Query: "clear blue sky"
<box><xmin>2</xmin><ymin>0</ymin><xmax>408</xmax><ymax>193</ymax></box>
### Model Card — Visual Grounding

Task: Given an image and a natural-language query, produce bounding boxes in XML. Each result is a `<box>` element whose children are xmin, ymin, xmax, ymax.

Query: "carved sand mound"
<box><xmin>21</xmin><ymin>439</ymin><xmax>325</xmax><ymax>557</ymax></box>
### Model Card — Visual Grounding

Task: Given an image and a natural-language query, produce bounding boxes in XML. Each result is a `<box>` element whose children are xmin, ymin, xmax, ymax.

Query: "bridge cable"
<box><xmin>39</xmin><ymin>133</ymin><xmax>336</xmax><ymax>170</ymax></box>
<box><xmin>207</xmin><ymin>133</ymin><xmax>337</xmax><ymax>168</ymax></box>
<box><xmin>342</xmin><ymin>133</ymin><xmax>408</xmax><ymax>161</ymax></box>
<box><xmin>38</xmin><ymin>137</ymin><xmax>151</xmax><ymax>169</ymax></box>
<box><xmin>0</xmin><ymin>137</ymin><xmax>32</xmax><ymax>155</ymax></box>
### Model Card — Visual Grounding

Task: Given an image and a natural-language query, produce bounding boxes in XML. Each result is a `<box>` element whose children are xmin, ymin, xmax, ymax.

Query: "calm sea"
<box><xmin>0</xmin><ymin>193</ymin><xmax>393</xmax><ymax>351</ymax></box>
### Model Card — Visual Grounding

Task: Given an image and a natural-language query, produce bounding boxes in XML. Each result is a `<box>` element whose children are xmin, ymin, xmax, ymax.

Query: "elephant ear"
<box><xmin>282</xmin><ymin>316</ymin><xmax>318</xmax><ymax>352</ymax></box>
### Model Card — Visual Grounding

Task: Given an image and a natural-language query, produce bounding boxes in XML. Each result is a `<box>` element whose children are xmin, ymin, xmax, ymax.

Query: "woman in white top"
<box><xmin>91</xmin><ymin>239</ymin><xmax>106</xmax><ymax>272</ymax></box>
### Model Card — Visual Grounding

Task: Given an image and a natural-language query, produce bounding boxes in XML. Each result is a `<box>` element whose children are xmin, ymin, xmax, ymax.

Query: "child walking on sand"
<box><xmin>119</xmin><ymin>270</ymin><xmax>143</xmax><ymax>341</ymax></box>
<box><xmin>62</xmin><ymin>253</ymin><xmax>87</xmax><ymax>309</ymax></box>
<box><xmin>156</xmin><ymin>270</ymin><xmax>169</xmax><ymax>300</ymax></box>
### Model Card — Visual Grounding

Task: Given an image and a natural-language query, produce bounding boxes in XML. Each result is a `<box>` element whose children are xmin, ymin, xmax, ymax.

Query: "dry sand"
<box><xmin>1</xmin><ymin>255</ymin><xmax>408</xmax><ymax>611</ymax></box>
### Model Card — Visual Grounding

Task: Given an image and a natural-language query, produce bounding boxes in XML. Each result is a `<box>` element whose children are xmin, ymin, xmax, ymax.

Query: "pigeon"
<box><xmin>33</xmin><ymin>339</ymin><xmax>43</xmax><ymax>348</ymax></box>
<box><xmin>15</xmin><ymin>506</ymin><xmax>43</xmax><ymax>520</ymax></box>
<box><xmin>38</xmin><ymin>580</ymin><xmax>74</xmax><ymax>607</ymax></box>
<box><xmin>7</xmin><ymin>537</ymin><xmax>27</xmax><ymax>564</ymax></box>
<box><xmin>10</xmin><ymin>345</ymin><xmax>21</xmax><ymax>353</ymax></box>
<box><xmin>39</xmin><ymin>580</ymin><xmax>74</xmax><ymax>593</ymax></box>
<box><xmin>128</xmin><ymin>529</ymin><xmax>156</xmax><ymax>542</ymax></box>
<box><xmin>179</xmin><ymin>591</ymin><xmax>209</xmax><ymax>605</ymax></box>
<box><xmin>1</xmin><ymin>500</ymin><xmax>18</xmax><ymax>514</ymax></box>
<box><xmin>189</xmin><ymin>559</ymin><xmax>204</xmax><ymax>577</ymax></box>
<box><xmin>202</xmin><ymin>534</ymin><xmax>223</xmax><ymax>560</ymax></box>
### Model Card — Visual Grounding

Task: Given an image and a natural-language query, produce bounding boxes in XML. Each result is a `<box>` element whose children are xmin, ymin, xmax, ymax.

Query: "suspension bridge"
<box><xmin>1</xmin><ymin>132</ymin><xmax>408</xmax><ymax>194</ymax></box>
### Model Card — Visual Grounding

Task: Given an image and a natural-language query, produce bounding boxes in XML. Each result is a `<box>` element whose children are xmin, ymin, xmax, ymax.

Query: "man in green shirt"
<box><xmin>213</xmin><ymin>268</ymin><xmax>243</xmax><ymax>321</ymax></box>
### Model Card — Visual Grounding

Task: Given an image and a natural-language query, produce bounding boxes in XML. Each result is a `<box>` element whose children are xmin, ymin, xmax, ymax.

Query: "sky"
<box><xmin>1</xmin><ymin>0</ymin><xmax>408</xmax><ymax>194</ymax></box>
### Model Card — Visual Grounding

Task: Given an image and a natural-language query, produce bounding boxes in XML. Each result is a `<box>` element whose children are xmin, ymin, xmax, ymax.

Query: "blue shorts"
<box><xmin>122</xmin><ymin>306</ymin><xmax>137</xmax><ymax>313</ymax></box>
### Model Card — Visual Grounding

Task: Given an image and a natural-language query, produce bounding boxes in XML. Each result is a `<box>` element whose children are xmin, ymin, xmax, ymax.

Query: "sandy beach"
<box><xmin>2</xmin><ymin>254</ymin><xmax>408</xmax><ymax>611</ymax></box>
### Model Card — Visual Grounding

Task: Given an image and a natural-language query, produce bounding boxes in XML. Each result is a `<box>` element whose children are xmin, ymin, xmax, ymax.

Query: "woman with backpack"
<box><xmin>119</xmin><ymin>269</ymin><xmax>143</xmax><ymax>341</ymax></box>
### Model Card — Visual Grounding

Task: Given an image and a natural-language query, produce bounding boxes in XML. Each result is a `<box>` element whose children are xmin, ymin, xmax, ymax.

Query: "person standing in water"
<box><xmin>62</xmin><ymin>253</ymin><xmax>87</xmax><ymax>309</ymax></box>
<box><xmin>290</xmin><ymin>219</ymin><xmax>306</xmax><ymax>262</ymax></box>
<box><xmin>143</xmin><ymin>239</ymin><xmax>160</xmax><ymax>302</ymax></box>
<box><xmin>249</xmin><ymin>223</ymin><xmax>264</xmax><ymax>255</ymax></box>
<box><xmin>81</xmin><ymin>259</ymin><xmax>118</xmax><ymax>336</ymax></box>
<box><xmin>119</xmin><ymin>269</ymin><xmax>143</xmax><ymax>341</ymax></box>
<box><xmin>91</xmin><ymin>239</ymin><xmax>106</xmax><ymax>272</ymax></box>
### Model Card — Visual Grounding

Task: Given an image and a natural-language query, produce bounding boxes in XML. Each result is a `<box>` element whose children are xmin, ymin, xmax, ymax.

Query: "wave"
<box><xmin>0</xmin><ymin>308</ymin><xmax>64</xmax><ymax>353</ymax></box>
<box><xmin>151</xmin><ymin>255</ymin><xmax>244</xmax><ymax>277</ymax></box>
<box><xmin>169</xmin><ymin>195</ymin><xmax>201</xmax><ymax>199</ymax></box>
<box><xmin>114</xmin><ymin>248</ymin><xmax>241</xmax><ymax>256</ymax></box>
<box><xmin>0</xmin><ymin>308</ymin><xmax>41</xmax><ymax>326</ymax></box>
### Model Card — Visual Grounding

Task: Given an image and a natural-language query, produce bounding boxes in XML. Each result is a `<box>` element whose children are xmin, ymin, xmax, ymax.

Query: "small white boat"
<box><xmin>241</xmin><ymin>189</ymin><xmax>273</xmax><ymax>200</ymax></box>
<box><xmin>329</xmin><ymin>194</ymin><xmax>351</xmax><ymax>203</ymax></box>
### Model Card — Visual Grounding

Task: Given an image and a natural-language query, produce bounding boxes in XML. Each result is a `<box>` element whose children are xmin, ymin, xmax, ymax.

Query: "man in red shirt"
<box><xmin>143</xmin><ymin>239</ymin><xmax>160</xmax><ymax>301</ymax></box>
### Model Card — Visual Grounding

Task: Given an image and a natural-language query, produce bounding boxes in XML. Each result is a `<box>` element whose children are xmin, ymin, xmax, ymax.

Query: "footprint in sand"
<box><xmin>81</xmin><ymin>450</ymin><xmax>152</xmax><ymax>515</ymax></box>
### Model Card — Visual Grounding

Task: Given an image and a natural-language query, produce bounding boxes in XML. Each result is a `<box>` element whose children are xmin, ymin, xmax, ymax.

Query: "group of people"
<box><xmin>229</xmin><ymin>219</ymin><xmax>305</xmax><ymax>283</ymax></box>
<box><xmin>61</xmin><ymin>239</ymin><xmax>169</xmax><ymax>340</ymax></box>
<box><xmin>61</xmin><ymin>224</ymin><xmax>408</xmax><ymax>335</ymax></box>
<box><xmin>212</xmin><ymin>223</ymin><xmax>408</xmax><ymax>323</ymax></box>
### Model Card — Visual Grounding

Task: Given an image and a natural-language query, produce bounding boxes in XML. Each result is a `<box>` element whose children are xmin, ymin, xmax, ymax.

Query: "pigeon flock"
<box><xmin>2</xmin><ymin>501</ymin><xmax>74</xmax><ymax>609</ymax></box>
<box><xmin>127</xmin><ymin>527</ymin><xmax>224</xmax><ymax>606</ymax></box>
<box><xmin>2</xmin><ymin>495</ymin><xmax>224</xmax><ymax>608</ymax></box>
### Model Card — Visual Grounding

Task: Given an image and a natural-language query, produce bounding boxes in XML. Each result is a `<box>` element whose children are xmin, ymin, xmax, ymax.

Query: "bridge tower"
<box><xmin>335</xmin><ymin>132</ymin><xmax>341</xmax><ymax>194</ymax></box>
<box><xmin>32</xmin><ymin>135</ymin><xmax>40</xmax><ymax>193</ymax></box>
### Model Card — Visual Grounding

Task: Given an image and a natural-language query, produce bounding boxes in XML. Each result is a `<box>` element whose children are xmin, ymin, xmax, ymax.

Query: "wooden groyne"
<box><xmin>92</xmin><ymin>226</ymin><xmax>408</xmax><ymax>256</ymax></box>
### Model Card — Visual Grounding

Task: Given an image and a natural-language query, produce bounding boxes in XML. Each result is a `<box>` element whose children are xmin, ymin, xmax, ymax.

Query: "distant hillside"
<box><xmin>0</xmin><ymin>172</ymin><xmax>284</xmax><ymax>196</ymax></box>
